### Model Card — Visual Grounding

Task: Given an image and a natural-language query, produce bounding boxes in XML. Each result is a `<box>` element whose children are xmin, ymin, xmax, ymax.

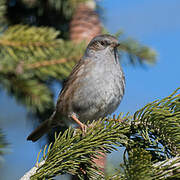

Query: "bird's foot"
<box><xmin>80</xmin><ymin>123</ymin><xmax>87</xmax><ymax>136</ymax></box>
<box><xmin>71</xmin><ymin>114</ymin><xmax>87</xmax><ymax>135</ymax></box>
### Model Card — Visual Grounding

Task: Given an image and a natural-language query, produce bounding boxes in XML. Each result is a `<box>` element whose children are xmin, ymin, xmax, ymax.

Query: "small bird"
<box><xmin>27</xmin><ymin>34</ymin><xmax>125</xmax><ymax>142</ymax></box>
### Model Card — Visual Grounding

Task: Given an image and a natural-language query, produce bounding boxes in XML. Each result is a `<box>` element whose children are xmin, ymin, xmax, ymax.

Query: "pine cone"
<box><xmin>70</xmin><ymin>2</ymin><xmax>102</xmax><ymax>44</ymax></box>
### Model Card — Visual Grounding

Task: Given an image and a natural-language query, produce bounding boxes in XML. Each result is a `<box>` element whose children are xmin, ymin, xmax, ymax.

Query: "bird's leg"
<box><xmin>71</xmin><ymin>114</ymin><xmax>87</xmax><ymax>134</ymax></box>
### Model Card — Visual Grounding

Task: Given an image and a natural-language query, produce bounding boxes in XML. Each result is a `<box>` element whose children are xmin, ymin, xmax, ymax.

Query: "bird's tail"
<box><xmin>27</xmin><ymin>119</ymin><xmax>51</xmax><ymax>142</ymax></box>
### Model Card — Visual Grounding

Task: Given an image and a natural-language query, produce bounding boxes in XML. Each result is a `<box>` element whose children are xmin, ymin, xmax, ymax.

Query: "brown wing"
<box><xmin>56</xmin><ymin>58</ymin><xmax>91</xmax><ymax>114</ymax></box>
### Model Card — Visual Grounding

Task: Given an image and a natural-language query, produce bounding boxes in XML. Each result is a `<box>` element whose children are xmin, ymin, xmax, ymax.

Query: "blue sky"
<box><xmin>101</xmin><ymin>0</ymin><xmax>180</xmax><ymax>114</ymax></box>
<box><xmin>0</xmin><ymin>1</ymin><xmax>180</xmax><ymax>179</ymax></box>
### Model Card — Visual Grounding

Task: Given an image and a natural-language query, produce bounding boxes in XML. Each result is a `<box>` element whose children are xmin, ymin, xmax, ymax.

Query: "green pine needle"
<box><xmin>31</xmin><ymin>88</ymin><xmax>180</xmax><ymax>179</ymax></box>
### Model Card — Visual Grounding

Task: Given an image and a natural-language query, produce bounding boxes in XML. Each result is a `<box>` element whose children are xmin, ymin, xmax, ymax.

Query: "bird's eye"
<box><xmin>100</xmin><ymin>41</ymin><xmax>105</xmax><ymax>46</ymax></box>
<box><xmin>100</xmin><ymin>40</ymin><xmax>110</xmax><ymax>46</ymax></box>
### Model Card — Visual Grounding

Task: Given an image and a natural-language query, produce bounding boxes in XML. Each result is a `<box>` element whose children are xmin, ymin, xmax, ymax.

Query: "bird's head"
<box><xmin>88</xmin><ymin>34</ymin><xmax>119</xmax><ymax>50</ymax></box>
<box><xmin>85</xmin><ymin>34</ymin><xmax>120</xmax><ymax>62</ymax></box>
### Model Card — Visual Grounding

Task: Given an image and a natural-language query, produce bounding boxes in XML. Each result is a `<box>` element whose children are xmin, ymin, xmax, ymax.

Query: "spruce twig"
<box><xmin>25</xmin><ymin>88</ymin><xmax>180</xmax><ymax>179</ymax></box>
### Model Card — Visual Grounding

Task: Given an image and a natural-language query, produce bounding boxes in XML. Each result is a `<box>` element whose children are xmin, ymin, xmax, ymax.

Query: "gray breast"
<box><xmin>71</xmin><ymin>55</ymin><xmax>125</xmax><ymax>123</ymax></box>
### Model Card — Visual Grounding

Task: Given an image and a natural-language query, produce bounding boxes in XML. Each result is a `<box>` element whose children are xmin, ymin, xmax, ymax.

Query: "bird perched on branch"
<box><xmin>27</xmin><ymin>34</ymin><xmax>125</xmax><ymax>142</ymax></box>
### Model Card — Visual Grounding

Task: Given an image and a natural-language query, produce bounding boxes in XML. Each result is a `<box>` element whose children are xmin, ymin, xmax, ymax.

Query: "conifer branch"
<box><xmin>0</xmin><ymin>128</ymin><xmax>8</xmax><ymax>162</ymax></box>
<box><xmin>20</xmin><ymin>160</ymin><xmax>45</xmax><ymax>180</ymax></box>
<box><xmin>0</xmin><ymin>75</ymin><xmax>53</xmax><ymax>112</ymax></box>
<box><xmin>31</xmin><ymin>117</ymin><xmax>131</xmax><ymax>179</ymax></box>
<box><xmin>153</xmin><ymin>156</ymin><xmax>180</xmax><ymax>179</ymax></box>
<box><xmin>0</xmin><ymin>39</ymin><xmax>58</xmax><ymax>47</ymax></box>
<box><xmin>24</xmin><ymin>58</ymin><xmax>79</xmax><ymax>71</ymax></box>
<box><xmin>0</xmin><ymin>25</ymin><xmax>60</xmax><ymax>42</ymax></box>
<box><xmin>0</xmin><ymin>0</ymin><xmax>7</xmax><ymax>26</ymax></box>
<box><xmin>25</xmin><ymin>58</ymin><xmax>69</xmax><ymax>69</ymax></box>
<box><xmin>24</xmin><ymin>88</ymin><xmax>180</xmax><ymax>179</ymax></box>
<box><xmin>133</xmin><ymin>88</ymin><xmax>180</xmax><ymax>156</ymax></box>
<box><xmin>108</xmin><ymin>152</ymin><xmax>180</xmax><ymax>180</ymax></box>
<box><xmin>118</xmin><ymin>38</ymin><xmax>157</xmax><ymax>64</ymax></box>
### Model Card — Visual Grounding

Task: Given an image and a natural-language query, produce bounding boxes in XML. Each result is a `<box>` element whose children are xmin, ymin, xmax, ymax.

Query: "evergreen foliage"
<box><xmin>30</xmin><ymin>89</ymin><xmax>180</xmax><ymax>179</ymax></box>
<box><xmin>0</xmin><ymin>0</ymin><xmax>6</xmax><ymax>24</ymax></box>
<box><xmin>0</xmin><ymin>25</ymin><xmax>86</xmax><ymax>111</ymax></box>
<box><xmin>0</xmin><ymin>23</ymin><xmax>156</xmax><ymax>113</ymax></box>
<box><xmin>0</xmin><ymin>128</ymin><xmax>8</xmax><ymax>162</ymax></box>
<box><xmin>0</xmin><ymin>1</ymin><xmax>179</xmax><ymax>179</ymax></box>
<box><xmin>119</xmin><ymin>38</ymin><xmax>156</xmax><ymax>64</ymax></box>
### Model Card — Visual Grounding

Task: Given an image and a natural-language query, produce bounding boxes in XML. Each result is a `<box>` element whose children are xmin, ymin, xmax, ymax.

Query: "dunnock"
<box><xmin>27</xmin><ymin>34</ymin><xmax>125</xmax><ymax>142</ymax></box>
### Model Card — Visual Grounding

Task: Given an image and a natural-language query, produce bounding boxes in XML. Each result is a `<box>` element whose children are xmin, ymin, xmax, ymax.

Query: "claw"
<box><xmin>81</xmin><ymin>124</ymin><xmax>87</xmax><ymax>136</ymax></box>
<box><xmin>71</xmin><ymin>114</ymin><xmax>87</xmax><ymax>135</ymax></box>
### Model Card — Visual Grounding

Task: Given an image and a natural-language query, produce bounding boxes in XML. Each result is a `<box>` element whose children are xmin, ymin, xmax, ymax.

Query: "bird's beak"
<box><xmin>111</xmin><ymin>43</ymin><xmax>120</xmax><ymax>48</ymax></box>
<box><xmin>116</xmin><ymin>43</ymin><xmax>120</xmax><ymax>47</ymax></box>
<box><xmin>114</xmin><ymin>46</ymin><xmax>119</xmax><ymax>64</ymax></box>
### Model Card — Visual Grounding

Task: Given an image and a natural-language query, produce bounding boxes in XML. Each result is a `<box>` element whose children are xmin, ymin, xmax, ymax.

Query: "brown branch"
<box><xmin>25</xmin><ymin>58</ymin><xmax>73</xmax><ymax>70</ymax></box>
<box><xmin>0</xmin><ymin>58</ymin><xmax>79</xmax><ymax>75</ymax></box>
<box><xmin>153</xmin><ymin>156</ymin><xmax>180</xmax><ymax>179</ymax></box>
<box><xmin>20</xmin><ymin>160</ymin><xmax>45</xmax><ymax>180</ymax></box>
